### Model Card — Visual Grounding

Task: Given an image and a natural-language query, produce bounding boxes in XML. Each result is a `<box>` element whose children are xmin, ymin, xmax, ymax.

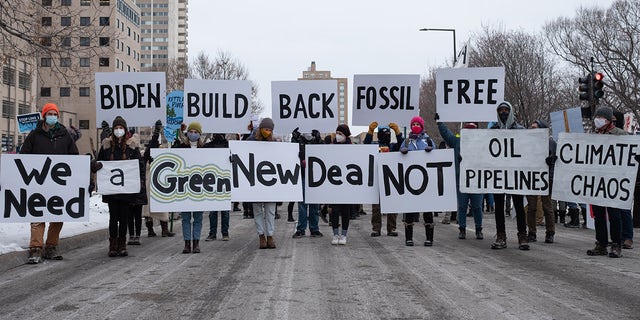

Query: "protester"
<box><xmin>399</xmin><ymin>116</ymin><xmax>437</xmax><ymax>246</ymax></box>
<box><xmin>20</xmin><ymin>103</ymin><xmax>79</xmax><ymax>264</ymax></box>
<box><xmin>489</xmin><ymin>101</ymin><xmax>529</xmax><ymax>250</ymax></box>
<box><xmin>329</xmin><ymin>124</ymin><xmax>354</xmax><ymax>245</ymax></box>
<box><xmin>436</xmin><ymin>116</ymin><xmax>484</xmax><ymax>240</ymax></box>
<box><xmin>364</xmin><ymin>121</ymin><xmax>402</xmax><ymax>237</ymax></box>
<box><xmin>248</xmin><ymin>118</ymin><xmax>278</xmax><ymax>249</ymax></box>
<box><xmin>127</xmin><ymin>128</ymin><xmax>145</xmax><ymax>246</ymax></box>
<box><xmin>241</xmin><ymin>119</ymin><xmax>256</xmax><ymax>220</ymax></box>
<box><xmin>96</xmin><ymin>116</ymin><xmax>143</xmax><ymax>257</ymax></box>
<box><xmin>612</xmin><ymin>110</ymin><xmax>634</xmax><ymax>250</ymax></box>
<box><xmin>205</xmin><ymin>133</ymin><xmax>231</xmax><ymax>242</ymax></box>
<box><xmin>291</xmin><ymin>128</ymin><xmax>324</xmax><ymax>239</ymax></box>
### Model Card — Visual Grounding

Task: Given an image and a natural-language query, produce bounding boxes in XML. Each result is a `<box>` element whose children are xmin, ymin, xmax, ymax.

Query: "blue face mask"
<box><xmin>45</xmin><ymin>115</ymin><xmax>58</xmax><ymax>126</ymax></box>
<box><xmin>187</xmin><ymin>132</ymin><xmax>200</xmax><ymax>142</ymax></box>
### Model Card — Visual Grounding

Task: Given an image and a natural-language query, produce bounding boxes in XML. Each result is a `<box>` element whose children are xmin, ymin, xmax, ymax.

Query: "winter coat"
<box><xmin>400</xmin><ymin>132</ymin><xmax>436</xmax><ymax>152</ymax></box>
<box><xmin>363</xmin><ymin>132</ymin><xmax>402</xmax><ymax>152</ymax></box>
<box><xmin>97</xmin><ymin>134</ymin><xmax>143</xmax><ymax>203</ymax></box>
<box><xmin>20</xmin><ymin>120</ymin><xmax>79</xmax><ymax>155</ymax></box>
<box><xmin>437</xmin><ymin>122</ymin><xmax>462</xmax><ymax>185</ymax></box>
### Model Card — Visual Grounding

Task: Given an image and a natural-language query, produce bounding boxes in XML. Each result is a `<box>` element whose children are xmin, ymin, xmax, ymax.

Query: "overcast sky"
<box><xmin>188</xmin><ymin>0</ymin><xmax>610</xmax><ymax>130</ymax></box>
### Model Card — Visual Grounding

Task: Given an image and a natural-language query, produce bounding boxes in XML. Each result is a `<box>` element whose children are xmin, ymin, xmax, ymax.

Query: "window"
<box><xmin>79</xmin><ymin>87</ymin><xmax>90</xmax><ymax>97</ymax></box>
<box><xmin>79</xmin><ymin>120</ymin><xmax>90</xmax><ymax>129</ymax></box>
<box><xmin>60</xmin><ymin>87</ymin><xmax>71</xmax><ymax>97</ymax></box>
<box><xmin>41</xmin><ymin>17</ymin><xmax>52</xmax><ymax>26</ymax></box>
<box><xmin>2</xmin><ymin>100</ymin><xmax>15</xmax><ymax>119</ymax></box>
<box><xmin>79</xmin><ymin>58</ymin><xmax>90</xmax><ymax>67</ymax></box>
<box><xmin>61</xmin><ymin>17</ymin><xmax>71</xmax><ymax>26</ymax></box>
<box><xmin>40</xmin><ymin>37</ymin><xmax>52</xmax><ymax>46</ymax></box>
<box><xmin>18</xmin><ymin>72</ymin><xmax>30</xmax><ymax>89</ymax></box>
<box><xmin>40</xmin><ymin>58</ymin><xmax>52</xmax><ymax>67</ymax></box>
<box><xmin>79</xmin><ymin>37</ymin><xmax>90</xmax><ymax>46</ymax></box>
<box><xmin>60</xmin><ymin>58</ymin><xmax>71</xmax><ymax>67</ymax></box>
<box><xmin>99</xmin><ymin>17</ymin><xmax>110</xmax><ymax>26</ymax></box>
<box><xmin>99</xmin><ymin>58</ymin><xmax>109</xmax><ymax>67</ymax></box>
<box><xmin>99</xmin><ymin>37</ymin><xmax>110</xmax><ymax>46</ymax></box>
<box><xmin>42</xmin><ymin>0</ymin><xmax>52</xmax><ymax>6</ymax></box>
<box><xmin>61</xmin><ymin>0</ymin><xmax>71</xmax><ymax>5</ymax></box>
<box><xmin>40</xmin><ymin>87</ymin><xmax>51</xmax><ymax>97</ymax></box>
<box><xmin>80</xmin><ymin>0</ymin><xmax>90</xmax><ymax>5</ymax></box>
<box><xmin>127</xmin><ymin>27</ymin><xmax>131</xmax><ymax>37</ymax></box>
<box><xmin>100</xmin><ymin>0</ymin><xmax>109</xmax><ymax>5</ymax></box>
<box><xmin>19</xmin><ymin>103</ymin><xmax>30</xmax><ymax>115</ymax></box>
<box><xmin>61</xmin><ymin>37</ymin><xmax>71</xmax><ymax>47</ymax></box>
<box><xmin>2</xmin><ymin>67</ymin><xmax>15</xmax><ymax>86</ymax></box>
<box><xmin>80</xmin><ymin>17</ymin><xmax>90</xmax><ymax>26</ymax></box>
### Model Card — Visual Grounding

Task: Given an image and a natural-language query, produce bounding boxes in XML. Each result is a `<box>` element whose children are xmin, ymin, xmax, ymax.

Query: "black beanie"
<box><xmin>336</xmin><ymin>124</ymin><xmax>351</xmax><ymax>136</ymax></box>
<box><xmin>112</xmin><ymin>116</ymin><xmax>127</xmax><ymax>132</ymax></box>
<box><xmin>259</xmin><ymin>117</ymin><xmax>274</xmax><ymax>130</ymax></box>
<box><xmin>594</xmin><ymin>106</ymin><xmax>613</xmax><ymax>121</ymax></box>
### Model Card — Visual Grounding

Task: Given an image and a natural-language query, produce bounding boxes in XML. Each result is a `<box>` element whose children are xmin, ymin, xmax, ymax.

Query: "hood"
<box><xmin>496</xmin><ymin>101</ymin><xmax>516</xmax><ymax>129</ymax></box>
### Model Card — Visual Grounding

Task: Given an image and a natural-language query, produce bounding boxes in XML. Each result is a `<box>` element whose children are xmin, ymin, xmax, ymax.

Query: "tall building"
<box><xmin>137</xmin><ymin>0</ymin><xmax>189</xmax><ymax>71</ymax></box>
<box><xmin>0</xmin><ymin>54</ymin><xmax>36</xmax><ymax>153</ymax></box>
<box><xmin>298</xmin><ymin>61</ymin><xmax>348</xmax><ymax>126</ymax></box>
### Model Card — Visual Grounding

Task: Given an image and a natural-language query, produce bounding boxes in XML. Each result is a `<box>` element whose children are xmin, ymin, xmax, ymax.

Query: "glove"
<box><xmin>434</xmin><ymin>113</ymin><xmax>440</xmax><ymax>122</ymax></box>
<box><xmin>153</xmin><ymin>120</ymin><xmax>162</xmax><ymax>135</ymax></box>
<box><xmin>368</xmin><ymin>121</ymin><xmax>378</xmax><ymax>134</ymax></box>
<box><xmin>291</xmin><ymin>127</ymin><xmax>301</xmax><ymax>143</ymax></box>
<box><xmin>425</xmin><ymin>145</ymin><xmax>433</xmax><ymax>152</ymax></box>
<box><xmin>311</xmin><ymin>130</ymin><xmax>322</xmax><ymax>144</ymax></box>
<box><xmin>180</xmin><ymin>123</ymin><xmax>187</xmax><ymax>132</ymax></box>
<box><xmin>545</xmin><ymin>155</ymin><xmax>558</xmax><ymax>166</ymax></box>
<box><xmin>101</xmin><ymin>120</ymin><xmax>109</xmax><ymax>130</ymax></box>
<box><xmin>389</xmin><ymin>122</ymin><xmax>400</xmax><ymax>135</ymax></box>
<box><xmin>91</xmin><ymin>160</ymin><xmax>103</xmax><ymax>173</ymax></box>
<box><xmin>400</xmin><ymin>147</ymin><xmax>409</xmax><ymax>154</ymax></box>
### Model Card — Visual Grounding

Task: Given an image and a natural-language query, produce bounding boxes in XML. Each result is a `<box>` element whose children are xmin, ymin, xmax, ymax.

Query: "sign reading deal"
<box><xmin>435</xmin><ymin>67</ymin><xmax>505</xmax><ymax>122</ymax></box>
<box><xmin>96</xmin><ymin>160</ymin><xmax>141</xmax><ymax>195</ymax></box>
<box><xmin>352</xmin><ymin>74</ymin><xmax>420</xmax><ymax>126</ymax></box>
<box><xmin>552</xmin><ymin>133</ymin><xmax>640</xmax><ymax>210</ymax></box>
<box><xmin>459</xmin><ymin>129</ymin><xmax>549</xmax><ymax>195</ymax></box>
<box><xmin>95</xmin><ymin>72</ymin><xmax>166</xmax><ymax>127</ymax></box>
<box><xmin>271</xmin><ymin>80</ymin><xmax>338</xmax><ymax>134</ymax></box>
<box><xmin>377</xmin><ymin>150</ymin><xmax>457</xmax><ymax>213</ymax></box>
<box><xmin>184</xmin><ymin>79</ymin><xmax>252</xmax><ymax>133</ymax></box>
<box><xmin>149</xmin><ymin>148</ymin><xmax>232</xmax><ymax>212</ymax></box>
<box><xmin>229</xmin><ymin>141</ymin><xmax>302</xmax><ymax>202</ymax></box>
<box><xmin>1</xmin><ymin>154</ymin><xmax>90</xmax><ymax>222</ymax></box>
<box><xmin>304</xmin><ymin>144</ymin><xmax>379</xmax><ymax>204</ymax></box>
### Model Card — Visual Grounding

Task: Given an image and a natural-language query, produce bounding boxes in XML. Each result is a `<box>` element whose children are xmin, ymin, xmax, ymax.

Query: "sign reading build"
<box><xmin>184</xmin><ymin>79</ymin><xmax>252</xmax><ymax>133</ymax></box>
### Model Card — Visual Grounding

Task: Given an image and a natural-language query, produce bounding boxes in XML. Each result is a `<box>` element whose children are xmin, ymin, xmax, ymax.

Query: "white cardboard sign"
<box><xmin>352</xmin><ymin>74</ymin><xmax>420</xmax><ymax>126</ymax></box>
<box><xmin>183</xmin><ymin>79</ymin><xmax>252</xmax><ymax>133</ymax></box>
<box><xmin>96</xmin><ymin>160</ymin><xmax>141</xmax><ymax>195</ymax></box>
<box><xmin>271</xmin><ymin>80</ymin><xmax>338</xmax><ymax>134</ymax></box>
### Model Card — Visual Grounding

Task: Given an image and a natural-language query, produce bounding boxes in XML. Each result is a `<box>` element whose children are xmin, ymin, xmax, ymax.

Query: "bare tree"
<box><xmin>544</xmin><ymin>0</ymin><xmax>640</xmax><ymax>118</ymax></box>
<box><xmin>152</xmin><ymin>58</ymin><xmax>192</xmax><ymax>92</ymax></box>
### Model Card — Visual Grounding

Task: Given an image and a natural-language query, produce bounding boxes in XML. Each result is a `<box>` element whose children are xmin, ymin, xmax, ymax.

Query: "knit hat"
<box><xmin>594</xmin><ymin>106</ymin><xmax>613</xmax><ymax>121</ymax></box>
<box><xmin>463</xmin><ymin>122</ymin><xmax>478</xmax><ymax>129</ymax></box>
<box><xmin>112</xmin><ymin>116</ymin><xmax>127</xmax><ymax>132</ymax></box>
<box><xmin>533</xmin><ymin>120</ymin><xmax>548</xmax><ymax>129</ymax></box>
<box><xmin>187</xmin><ymin>122</ymin><xmax>202</xmax><ymax>133</ymax></box>
<box><xmin>41</xmin><ymin>103</ymin><xmax>59</xmax><ymax>117</ymax></box>
<box><xmin>336</xmin><ymin>124</ymin><xmax>351</xmax><ymax>136</ymax></box>
<box><xmin>259</xmin><ymin>117</ymin><xmax>274</xmax><ymax>130</ymax></box>
<box><xmin>410</xmin><ymin>116</ymin><xmax>424</xmax><ymax>129</ymax></box>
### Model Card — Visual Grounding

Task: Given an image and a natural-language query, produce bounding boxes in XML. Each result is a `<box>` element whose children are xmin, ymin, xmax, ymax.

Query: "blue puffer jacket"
<box><xmin>400</xmin><ymin>132</ymin><xmax>436</xmax><ymax>152</ymax></box>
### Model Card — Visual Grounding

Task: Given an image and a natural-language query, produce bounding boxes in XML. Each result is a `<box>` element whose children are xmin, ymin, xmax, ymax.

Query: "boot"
<box><xmin>108</xmin><ymin>238</ymin><xmax>118</xmax><ymax>257</ymax></box>
<box><xmin>587</xmin><ymin>241</ymin><xmax>608</xmax><ymax>256</ymax></box>
<box><xmin>518</xmin><ymin>233</ymin><xmax>530</xmax><ymax>250</ymax></box>
<box><xmin>458</xmin><ymin>227</ymin><xmax>466</xmax><ymax>239</ymax></box>
<box><xmin>545</xmin><ymin>232</ymin><xmax>554</xmax><ymax>243</ymax></box>
<box><xmin>259</xmin><ymin>235</ymin><xmax>267</xmax><ymax>249</ymax></box>
<box><xmin>609</xmin><ymin>243</ymin><xmax>622</xmax><ymax>258</ymax></box>
<box><xmin>424</xmin><ymin>225</ymin><xmax>434</xmax><ymax>246</ymax></box>
<box><xmin>564</xmin><ymin>208</ymin><xmax>580</xmax><ymax>228</ymax></box>
<box><xmin>441</xmin><ymin>212</ymin><xmax>450</xmax><ymax>224</ymax></box>
<box><xmin>161</xmin><ymin>221</ymin><xmax>175</xmax><ymax>237</ymax></box>
<box><xmin>43</xmin><ymin>246</ymin><xmax>63</xmax><ymax>260</ymax></box>
<box><xmin>558</xmin><ymin>209</ymin><xmax>566</xmax><ymax>224</ymax></box>
<box><xmin>182</xmin><ymin>240</ymin><xmax>191</xmax><ymax>254</ymax></box>
<box><xmin>405</xmin><ymin>225</ymin><xmax>414</xmax><ymax>246</ymax></box>
<box><xmin>192</xmin><ymin>240</ymin><xmax>200</xmax><ymax>253</ymax></box>
<box><xmin>145</xmin><ymin>218</ymin><xmax>157</xmax><ymax>237</ymax></box>
<box><xmin>233</xmin><ymin>202</ymin><xmax>241</xmax><ymax>212</ymax></box>
<box><xmin>491</xmin><ymin>233</ymin><xmax>507</xmax><ymax>249</ymax></box>
<box><xmin>475</xmin><ymin>227</ymin><xmax>484</xmax><ymax>240</ymax></box>
<box><xmin>267</xmin><ymin>236</ymin><xmax>276</xmax><ymax>249</ymax></box>
<box><xmin>117</xmin><ymin>237</ymin><xmax>128</xmax><ymax>256</ymax></box>
<box><xmin>527</xmin><ymin>232</ymin><xmax>537</xmax><ymax>242</ymax></box>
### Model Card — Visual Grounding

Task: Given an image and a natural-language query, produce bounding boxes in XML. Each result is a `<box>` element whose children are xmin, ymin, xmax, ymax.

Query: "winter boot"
<box><xmin>544</xmin><ymin>232</ymin><xmax>554</xmax><ymax>243</ymax></box>
<box><xmin>491</xmin><ymin>233</ymin><xmax>507</xmax><ymax>249</ymax></box>
<box><xmin>458</xmin><ymin>227</ymin><xmax>466</xmax><ymax>239</ymax></box>
<box><xmin>424</xmin><ymin>224</ymin><xmax>434</xmax><ymax>246</ymax></box>
<box><xmin>558</xmin><ymin>208</ymin><xmax>566</xmax><ymax>224</ymax></box>
<box><xmin>405</xmin><ymin>225</ymin><xmax>414</xmax><ymax>246</ymax></box>
<box><xmin>161</xmin><ymin>221</ymin><xmax>175</xmax><ymax>237</ymax></box>
<box><xmin>27</xmin><ymin>247</ymin><xmax>42</xmax><ymax>264</ymax></box>
<box><xmin>518</xmin><ymin>233</ymin><xmax>530</xmax><ymax>250</ymax></box>
<box><xmin>182</xmin><ymin>240</ymin><xmax>191</xmax><ymax>254</ymax></box>
<box><xmin>267</xmin><ymin>236</ymin><xmax>276</xmax><ymax>249</ymax></box>
<box><xmin>565</xmin><ymin>208</ymin><xmax>580</xmax><ymax>228</ymax></box>
<box><xmin>259</xmin><ymin>235</ymin><xmax>267</xmax><ymax>249</ymax></box>
<box><xmin>43</xmin><ymin>246</ymin><xmax>63</xmax><ymax>260</ymax></box>
<box><xmin>117</xmin><ymin>237</ymin><xmax>128</xmax><ymax>256</ymax></box>
<box><xmin>233</xmin><ymin>202</ymin><xmax>241</xmax><ymax>212</ymax></box>
<box><xmin>108</xmin><ymin>238</ymin><xmax>118</xmax><ymax>257</ymax></box>
<box><xmin>145</xmin><ymin>218</ymin><xmax>157</xmax><ymax>237</ymax></box>
<box><xmin>587</xmin><ymin>241</ymin><xmax>608</xmax><ymax>256</ymax></box>
<box><xmin>475</xmin><ymin>227</ymin><xmax>484</xmax><ymax>240</ymax></box>
<box><xmin>609</xmin><ymin>243</ymin><xmax>622</xmax><ymax>258</ymax></box>
<box><xmin>192</xmin><ymin>240</ymin><xmax>200</xmax><ymax>253</ymax></box>
<box><xmin>441</xmin><ymin>212</ymin><xmax>450</xmax><ymax>224</ymax></box>
<box><xmin>527</xmin><ymin>232</ymin><xmax>537</xmax><ymax>242</ymax></box>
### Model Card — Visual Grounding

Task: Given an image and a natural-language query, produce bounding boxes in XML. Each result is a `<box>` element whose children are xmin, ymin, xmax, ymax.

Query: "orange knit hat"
<box><xmin>41</xmin><ymin>103</ymin><xmax>59</xmax><ymax>117</ymax></box>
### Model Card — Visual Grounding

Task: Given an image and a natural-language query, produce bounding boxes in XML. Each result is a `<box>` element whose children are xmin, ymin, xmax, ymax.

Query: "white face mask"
<box><xmin>335</xmin><ymin>133</ymin><xmax>346</xmax><ymax>143</ymax></box>
<box><xmin>594</xmin><ymin>118</ymin><xmax>607</xmax><ymax>129</ymax></box>
<box><xmin>114</xmin><ymin>128</ymin><xmax>125</xmax><ymax>138</ymax></box>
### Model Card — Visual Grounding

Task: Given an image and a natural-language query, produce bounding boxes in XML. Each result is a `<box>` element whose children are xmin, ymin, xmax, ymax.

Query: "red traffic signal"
<box><xmin>593</xmin><ymin>72</ymin><xmax>604</xmax><ymax>99</ymax></box>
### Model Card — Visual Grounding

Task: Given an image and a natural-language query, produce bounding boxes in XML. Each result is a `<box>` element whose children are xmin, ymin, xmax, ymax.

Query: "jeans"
<box><xmin>181</xmin><ymin>212</ymin><xmax>203</xmax><ymax>240</ymax></box>
<box><xmin>621</xmin><ymin>209</ymin><xmax>633</xmax><ymax>241</ymax></box>
<box><xmin>253</xmin><ymin>202</ymin><xmax>276</xmax><ymax>236</ymax></box>
<box><xmin>457</xmin><ymin>191</ymin><xmax>483</xmax><ymax>229</ymax></box>
<box><xmin>296</xmin><ymin>202</ymin><xmax>320</xmax><ymax>233</ymax></box>
<box><xmin>592</xmin><ymin>205</ymin><xmax>622</xmax><ymax>246</ymax></box>
<box><xmin>209</xmin><ymin>211</ymin><xmax>229</xmax><ymax>236</ymax></box>
<box><xmin>494</xmin><ymin>193</ymin><xmax>527</xmax><ymax>236</ymax></box>
<box><xmin>484</xmin><ymin>194</ymin><xmax>494</xmax><ymax>207</ymax></box>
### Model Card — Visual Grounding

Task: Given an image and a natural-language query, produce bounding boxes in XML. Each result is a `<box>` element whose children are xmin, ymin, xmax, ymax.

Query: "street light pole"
<box><xmin>419</xmin><ymin>28</ymin><xmax>457</xmax><ymax>65</ymax></box>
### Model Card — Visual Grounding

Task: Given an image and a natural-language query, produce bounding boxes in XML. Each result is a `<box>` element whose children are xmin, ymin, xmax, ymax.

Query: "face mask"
<box><xmin>187</xmin><ymin>132</ymin><xmax>200</xmax><ymax>142</ymax></box>
<box><xmin>114</xmin><ymin>128</ymin><xmax>125</xmax><ymax>138</ymax></box>
<box><xmin>335</xmin><ymin>133</ymin><xmax>346</xmax><ymax>143</ymax></box>
<box><xmin>260</xmin><ymin>128</ymin><xmax>272</xmax><ymax>139</ymax></box>
<box><xmin>594</xmin><ymin>118</ymin><xmax>607</xmax><ymax>129</ymax></box>
<box><xmin>499</xmin><ymin>112</ymin><xmax>509</xmax><ymax>122</ymax></box>
<box><xmin>411</xmin><ymin>126</ymin><xmax>422</xmax><ymax>134</ymax></box>
<box><xmin>45</xmin><ymin>115</ymin><xmax>57</xmax><ymax>126</ymax></box>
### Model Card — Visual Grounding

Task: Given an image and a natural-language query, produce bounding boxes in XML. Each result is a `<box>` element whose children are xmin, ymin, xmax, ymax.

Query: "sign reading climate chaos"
<box><xmin>459</xmin><ymin>129</ymin><xmax>550</xmax><ymax>195</ymax></box>
<box><xmin>552</xmin><ymin>133</ymin><xmax>640</xmax><ymax>210</ymax></box>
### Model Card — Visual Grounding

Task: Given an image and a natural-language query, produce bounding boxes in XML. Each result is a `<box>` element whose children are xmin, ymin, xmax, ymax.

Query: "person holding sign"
<box><xmin>247</xmin><ymin>118</ymin><xmax>279</xmax><ymax>249</ymax></box>
<box><xmin>489</xmin><ymin>101</ymin><xmax>529</xmax><ymax>250</ymax></box>
<box><xmin>21</xmin><ymin>103</ymin><xmax>79</xmax><ymax>264</ymax></box>
<box><xmin>587</xmin><ymin>106</ymin><xmax>627</xmax><ymax>258</ymax></box>
<box><xmin>328</xmin><ymin>124</ymin><xmax>354</xmax><ymax>245</ymax></box>
<box><xmin>96</xmin><ymin>116</ymin><xmax>143</xmax><ymax>257</ymax></box>
<box><xmin>399</xmin><ymin>116</ymin><xmax>437</xmax><ymax>246</ymax></box>
<box><xmin>364</xmin><ymin>121</ymin><xmax>402</xmax><ymax>237</ymax></box>
<box><xmin>205</xmin><ymin>133</ymin><xmax>231</xmax><ymax>242</ymax></box>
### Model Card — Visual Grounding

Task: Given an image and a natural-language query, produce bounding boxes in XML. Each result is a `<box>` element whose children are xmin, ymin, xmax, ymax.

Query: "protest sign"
<box><xmin>352</xmin><ymin>74</ymin><xmax>420</xmax><ymax>126</ymax></box>
<box><xmin>550</xmin><ymin>107</ymin><xmax>583</xmax><ymax>142</ymax></box>
<box><xmin>165</xmin><ymin>90</ymin><xmax>183</xmax><ymax>143</ymax></box>
<box><xmin>96</xmin><ymin>160</ymin><xmax>140</xmax><ymax>195</ymax></box>
<box><xmin>271</xmin><ymin>80</ymin><xmax>338</xmax><ymax>134</ymax></box>
<box><xmin>184</xmin><ymin>79</ymin><xmax>252</xmax><ymax>133</ymax></box>
<box><xmin>16</xmin><ymin>112</ymin><xmax>40</xmax><ymax>133</ymax></box>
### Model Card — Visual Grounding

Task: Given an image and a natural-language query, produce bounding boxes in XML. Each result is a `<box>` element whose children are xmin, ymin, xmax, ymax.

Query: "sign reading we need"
<box><xmin>552</xmin><ymin>133</ymin><xmax>640</xmax><ymax>210</ymax></box>
<box><xmin>271</xmin><ymin>80</ymin><xmax>338</xmax><ymax>134</ymax></box>
<box><xmin>95</xmin><ymin>72</ymin><xmax>167</xmax><ymax>127</ymax></box>
<box><xmin>184</xmin><ymin>79</ymin><xmax>252</xmax><ymax>133</ymax></box>
<box><xmin>435</xmin><ymin>67</ymin><xmax>505</xmax><ymax>122</ymax></box>
<box><xmin>352</xmin><ymin>74</ymin><xmax>420</xmax><ymax>126</ymax></box>
<box><xmin>1</xmin><ymin>154</ymin><xmax>90</xmax><ymax>223</ymax></box>
<box><xmin>304</xmin><ymin>144</ymin><xmax>379</xmax><ymax>204</ymax></box>
<box><xmin>459</xmin><ymin>129</ymin><xmax>549</xmax><ymax>195</ymax></box>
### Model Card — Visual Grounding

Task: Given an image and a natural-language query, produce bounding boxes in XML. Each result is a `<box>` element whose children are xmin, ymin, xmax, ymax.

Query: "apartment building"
<box><xmin>138</xmin><ymin>0</ymin><xmax>188</xmax><ymax>71</ymax></box>
<box><xmin>298</xmin><ymin>61</ymin><xmax>348</xmax><ymax>126</ymax></box>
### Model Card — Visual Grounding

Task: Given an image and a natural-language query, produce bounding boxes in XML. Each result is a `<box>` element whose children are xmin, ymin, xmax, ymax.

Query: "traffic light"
<box><xmin>593</xmin><ymin>72</ymin><xmax>604</xmax><ymax>99</ymax></box>
<box><xmin>578</xmin><ymin>74</ymin><xmax>591</xmax><ymax>101</ymax></box>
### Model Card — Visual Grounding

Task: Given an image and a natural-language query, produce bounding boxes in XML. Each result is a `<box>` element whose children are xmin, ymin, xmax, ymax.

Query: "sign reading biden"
<box><xmin>352</xmin><ymin>74</ymin><xmax>420</xmax><ymax>126</ymax></box>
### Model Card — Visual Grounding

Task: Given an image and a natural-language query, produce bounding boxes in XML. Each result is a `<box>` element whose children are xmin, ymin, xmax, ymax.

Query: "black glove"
<box><xmin>434</xmin><ymin>113</ymin><xmax>440</xmax><ymax>122</ymax></box>
<box><xmin>425</xmin><ymin>146</ymin><xmax>433</xmax><ymax>152</ymax></box>
<box><xmin>291</xmin><ymin>127</ymin><xmax>301</xmax><ymax>143</ymax></box>
<box><xmin>91</xmin><ymin>160</ymin><xmax>103</xmax><ymax>173</ymax></box>
<box><xmin>311</xmin><ymin>130</ymin><xmax>322</xmax><ymax>144</ymax></box>
<box><xmin>101</xmin><ymin>120</ymin><xmax>111</xmax><ymax>136</ymax></box>
<box><xmin>153</xmin><ymin>120</ymin><xmax>162</xmax><ymax>135</ymax></box>
<box><xmin>545</xmin><ymin>155</ymin><xmax>558</xmax><ymax>166</ymax></box>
